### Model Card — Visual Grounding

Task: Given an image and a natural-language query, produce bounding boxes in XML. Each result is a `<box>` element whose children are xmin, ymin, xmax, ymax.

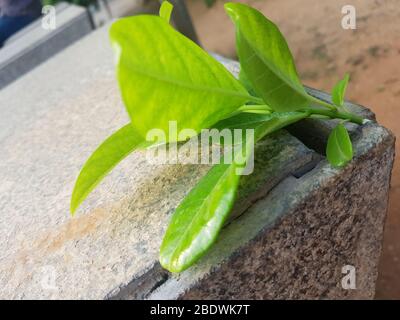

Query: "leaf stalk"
<box><xmin>302</xmin><ymin>108</ymin><xmax>365</xmax><ymax>125</ymax></box>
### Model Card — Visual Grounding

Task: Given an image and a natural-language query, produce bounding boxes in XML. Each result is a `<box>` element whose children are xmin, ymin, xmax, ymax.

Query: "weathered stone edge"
<box><xmin>147</xmin><ymin>121</ymin><xmax>394</xmax><ymax>299</ymax></box>
<box><xmin>106</xmin><ymin>132</ymin><xmax>318</xmax><ymax>300</ymax></box>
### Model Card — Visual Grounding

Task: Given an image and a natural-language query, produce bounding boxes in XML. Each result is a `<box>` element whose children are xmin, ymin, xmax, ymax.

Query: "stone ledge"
<box><xmin>148</xmin><ymin>123</ymin><xmax>394</xmax><ymax>299</ymax></box>
<box><xmin>0</xmin><ymin>25</ymin><xmax>394</xmax><ymax>299</ymax></box>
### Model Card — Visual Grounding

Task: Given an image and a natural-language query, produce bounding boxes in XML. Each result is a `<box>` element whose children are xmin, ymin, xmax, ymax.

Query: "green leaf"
<box><xmin>71</xmin><ymin>124</ymin><xmax>145</xmax><ymax>214</ymax></box>
<box><xmin>160</xmin><ymin>160</ymin><xmax>242</xmax><ymax>273</ymax></box>
<box><xmin>160</xmin><ymin>111</ymin><xmax>308</xmax><ymax>272</ymax></box>
<box><xmin>332</xmin><ymin>73</ymin><xmax>350</xmax><ymax>107</ymax></box>
<box><xmin>159</xmin><ymin>1</ymin><xmax>173</xmax><ymax>23</ymax></box>
<box><xmin>110</xmin><ymin>15</ymin><xmax>251</xmax><ymax>143</ymax></box>
<box><xmin>225</xmin><ymin>2</ymin><xmax>309</xmax><ymax>112</ymax></box>
<box><xmin>238</xmin><ymin>69</ymin><xmax>259</xmax><ymax>98</ymax></box>
<box><xmin>326</xmin><ymin>123</ymin><xmax>353</xmax><ymax>167</ymax></box>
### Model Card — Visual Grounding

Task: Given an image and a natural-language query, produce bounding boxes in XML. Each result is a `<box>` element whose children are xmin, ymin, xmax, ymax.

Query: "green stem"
<box><xmin>238</xmin><ymin>98</ymin><xmax>366</xmax><ymax>125</ymax></box>
<box><xmin>224</xmin><ymin>104</ymin><xmax>271</xmax><ymax>119</ymax></box>
<box><xmin>303</xmin><ymin>94</ymin><xmax>368</xmax><ymax>125</ymax></box>
<box><xmin>238</xmin><ymin>104</ymin><xmax>272</xmax><ymax>112</ymax></box>
<box><xmin>303</xmin><ymin>108</ymin><xmax>365</xmax><ymax>125</ymax></box>
<box><xmin>308</xmin><ymin>95</ymin><xmax>338</xmax><ymax>111</ymax></box>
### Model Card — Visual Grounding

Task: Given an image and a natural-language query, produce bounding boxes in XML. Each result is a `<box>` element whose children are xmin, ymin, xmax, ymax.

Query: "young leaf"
<box><xmin>71</xmin><ymin>124</ymin><xmax>146</xmax><ymax>214</ymax></box>
<box><xmin>326</xmin><ymin>123</ymin><xmax>353</xmax><ymax>167</ymax></box>
<box><xmin>160</xmin><ymin>159</ymin><xmax>242</xmax><ymax>273</ymax></box>
<box><xmin>110</xmin><ymin>15</ymin><xmax>252</xmax><ymax>143</ymax></box>
<box><xmin>159</xmin><ymin>1</ymin><xmax>173</xmax><ymax>23</ymax></box>
<box><xmin>160</xmin><ymin>111</ymin><xmax>308</xmax><ymax>272</ymax></box>
<box><xmin>332</xmin><ymin>73</ymin><xmax>350</xmax><ymax>107</ymax></box>
<box><xmin>225</xmin><ymin>2</ymin><xmax>310</xmax><ymax>112</ymax></box>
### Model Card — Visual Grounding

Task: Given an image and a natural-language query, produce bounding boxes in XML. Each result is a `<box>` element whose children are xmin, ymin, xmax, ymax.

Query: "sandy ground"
<box><xmin>186</xmin><ymin>0</ymin><xmax>400</xmax><ymax>299</ymax></box>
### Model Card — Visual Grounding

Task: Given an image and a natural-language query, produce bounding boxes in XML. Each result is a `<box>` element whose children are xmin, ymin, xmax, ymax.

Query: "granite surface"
<box><xmin>150</xmin><ymin>123</ymin><xmax>394</xmax><ymax>299</ymax></box>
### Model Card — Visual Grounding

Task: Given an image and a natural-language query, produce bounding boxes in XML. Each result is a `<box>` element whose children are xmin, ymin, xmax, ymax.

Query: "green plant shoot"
<box><xmin>71</xmin><ymin>1</ymin><xmax>368</xmax><ymax>273</ymax></box>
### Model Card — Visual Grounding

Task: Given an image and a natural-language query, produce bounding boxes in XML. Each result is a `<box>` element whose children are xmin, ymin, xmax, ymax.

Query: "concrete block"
<box><xmin>0</xmin><ymin>25</ymin><xmax>394</xmax><ymax>299</ymax></box>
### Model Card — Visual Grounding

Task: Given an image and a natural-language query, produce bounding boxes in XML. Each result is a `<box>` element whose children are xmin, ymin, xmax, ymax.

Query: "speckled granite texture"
<box><xmin>0</xmin><ymin>25</ymin><xmax>394</xmax><ymax>300</ymax></box>
<box><xmin>151</xmin><ymin>123</ymin><xmax>394</xmax><ymax>300</ymax></box>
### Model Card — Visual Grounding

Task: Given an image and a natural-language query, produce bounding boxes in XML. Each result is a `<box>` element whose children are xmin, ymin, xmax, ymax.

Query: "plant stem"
<box><xmin>238</xmin><ymin>104</ymin><xmax>272</xmax><ymax>112</ymax></box>
<box><xmin>303</xmin><ymin>108</ymin><xmax>365</xmax><ymax>125</ymax></box>
<box><xmin>308</xmin><ymin>95</ymin><xmax>338</xmax><ymax>111</ymax></box>
<box><xmin>239</xmin><ymin>99</ymin><xmax>366</xmax><ymax>125</ymax></box>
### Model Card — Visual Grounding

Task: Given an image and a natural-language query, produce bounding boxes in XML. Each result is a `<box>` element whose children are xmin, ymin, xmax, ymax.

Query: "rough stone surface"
<box><xmin>0</xmin><ymin>25</ymin><xmax>315</xmax><ymax>299</ymax></box>
<box><xmin>150</xmin><ymin>124</ymin><xmax>394</xmax><ymax>300</ymax></box>
<box><xmin>0</xmin><ymin>3</ymin><xmax>92</xmax><ymax>90</ymax></box>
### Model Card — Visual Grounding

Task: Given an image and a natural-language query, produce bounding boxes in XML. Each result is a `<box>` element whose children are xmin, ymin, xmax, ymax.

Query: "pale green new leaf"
<box><xmin>159</xmin><ymin>1</ymin><xmax>173</xmax><ymax>23</ymax></box>
<box><xmin>110</xmin><ymin>15</ymin><xmax>251</xmax><ymax>143</ymax></box>
<box><xmin>71</xmin><ymin>124</ymin><xmax>145</xmax><ymax>214</ymax></box>
<box><xmin>160</xmin><ymin>111</ymin><xmax>308</xmax><ymax>272</ymax></box>
<box><xmin>332</xmin><ymin>73</ymin><xmax>350</xmax><ymax>107</ymax></box>
<box><xmin>225</xmin><ymin>2</ymin><xmax>309</xmax><ymax>112</ymax></box>
<box><xmin>326</xmin><ymin>123</ymin><xmax>353</xmax><ymax>167</ymax></box>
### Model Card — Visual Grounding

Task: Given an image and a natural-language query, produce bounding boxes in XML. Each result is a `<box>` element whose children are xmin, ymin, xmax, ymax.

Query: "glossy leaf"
<box><xmin>225</xmin><ymin>2</ymin><xmax>310</xmax><ymax>112</ymax></box>
<box><xmin>238</xmin><ymin>69</ymin><xmax>255</xmax><ymax>94</ymax></box>
<box><xmin>160</xmin><ymin>111</ymin><xmax>308</xmax><ymax>272</ymax></box>
<box><xmin>160</xmin><ymin>160</ymin><xmax>242</xmax><ymax>273</ymax></box>
<box><xmin>110</xmin><ymin>15</ymin><xmax>251</xmax><ymax>143</ymax></box>
<box><xmin>159</xmin><ymin>1</ymin><xmax>173</xmax><ymax>23</ymax></box>
<box><xmin>326</xmin><ymin>123</ymin><xmax>353</xmax><ymax>167</ymax></box>
<box><xmin>332</xmin><ymin>73</ymin><xmax>350</xmax><ymax>107</ymax></box>
<box><xmin>71</xmin><ymin>124</ymin><xmax>145</xmax><ymax>214</ymax></box>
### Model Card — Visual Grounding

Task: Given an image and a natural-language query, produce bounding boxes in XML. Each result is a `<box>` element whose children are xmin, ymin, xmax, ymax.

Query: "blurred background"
<box><xmin>0</xmin><ymin>0</ymin><xmax>398</xmax><ymax>299</ymax></box>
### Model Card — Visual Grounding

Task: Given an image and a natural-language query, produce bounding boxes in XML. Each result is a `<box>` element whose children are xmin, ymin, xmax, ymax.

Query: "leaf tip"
<box><xmin>331</xmin><ymin>73</ymin><xmax>350</xmax><ymax>107</ymax></box>
<box><xmin>159</xmin><ymin>1</ymin><xmax>174</xmax><ymax>23</ymax></box>
<box><xmin>224</xmin><ymin>2</ymin><xmax>239</xmax><ymax>21</ymax></box>
<box><xmin>159</xmin><ymin>255</ymin><xmax>181</xmax><ymax>273</ymax></box>
<box><xmin>70</xmin><ymin>191</ymin><xmax>79</xmax><ymax>216</ymax></box>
